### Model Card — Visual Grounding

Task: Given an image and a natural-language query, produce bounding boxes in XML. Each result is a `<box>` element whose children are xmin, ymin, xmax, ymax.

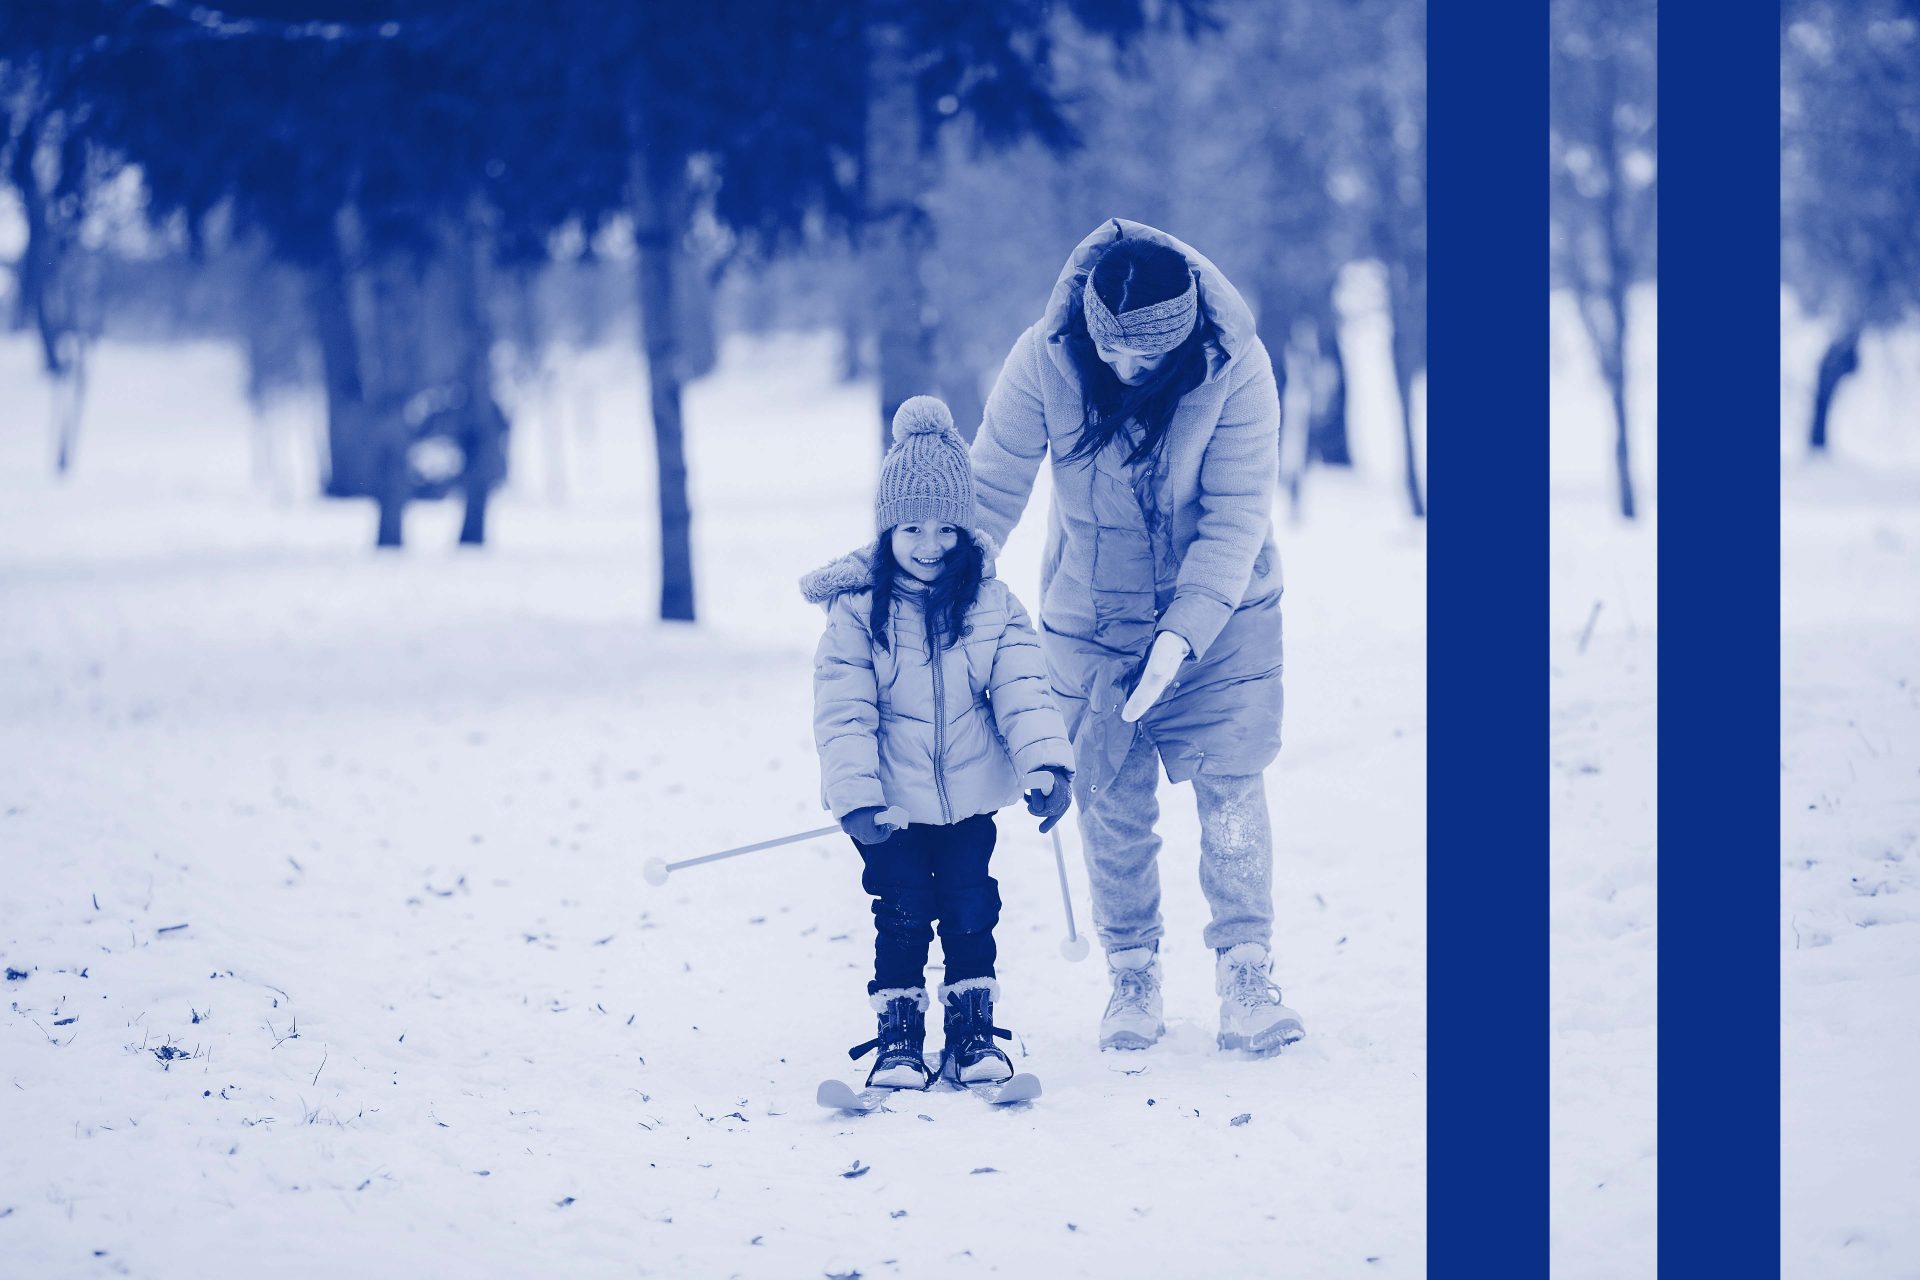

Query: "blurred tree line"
<box><xmin>1783</xmin><ymin>0</ymin><xmax>1920</xmax><ymax>455</ymax></box>
<box><xmin>2</xmin><ymin>0</ymin><xmax>1427</xmax><ymax>620</ymax></box>
<box><xmin>1550</xmin><ymin>0</ymin><xmax>1655</xmax><ymax>521</ymax></box>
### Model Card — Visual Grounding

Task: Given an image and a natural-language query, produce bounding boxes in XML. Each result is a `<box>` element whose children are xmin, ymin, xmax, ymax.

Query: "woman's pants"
<box><xmin>1076</xmin><ymin>734</ymin><xmax>1274</xmax><ymax>954</ymax></box>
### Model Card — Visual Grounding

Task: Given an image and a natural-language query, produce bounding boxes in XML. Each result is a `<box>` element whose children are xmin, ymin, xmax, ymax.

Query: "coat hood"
<box><xmin>798</xmin><ymin>529</ymin><xmax>1003</xmax><ymax>607</ymax></box>
<box><xmin>1038</xmin><ymin>218</ymin><xmax>1259</xmax><ymax>383</ymax></box>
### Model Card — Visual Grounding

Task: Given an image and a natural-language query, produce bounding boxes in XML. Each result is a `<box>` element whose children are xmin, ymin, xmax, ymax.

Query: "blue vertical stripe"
<box><xmin>1659</xmin><ymin>4</ymin><xmax>1782</xmax><ymax>1275</ymax></box>
<box><xmin>1428</xmin><ymin>4</ymin><xmax>1546</xmax><ymax>1275</ymax></box>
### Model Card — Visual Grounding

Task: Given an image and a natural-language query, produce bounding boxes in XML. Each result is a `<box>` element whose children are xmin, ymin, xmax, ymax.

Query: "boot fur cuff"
<box><xmin>937</xmin><ymin>976</ymin><xmax>999</xmax><ymax>1003</ymax></box>
<box><xmin>869</xmin><ymin>987</ymin><xmax>930</xmax><ymax>1012</ymax></box>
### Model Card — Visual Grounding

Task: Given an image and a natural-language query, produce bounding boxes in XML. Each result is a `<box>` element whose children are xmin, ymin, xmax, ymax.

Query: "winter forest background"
<box><xmin>1780</xmin><ymin>2</ymin><xmax>1920</xmax><ymax>1275</ymax></box>
<box><xmin>1</xmin><ymin>2</ymin><xmax>1428</xmax><ymax>1277</ymax></box>
<box><xmin>2</xmin><ymin>0</ymin><xmax>1428</xmax><ymax>576</ymax></box>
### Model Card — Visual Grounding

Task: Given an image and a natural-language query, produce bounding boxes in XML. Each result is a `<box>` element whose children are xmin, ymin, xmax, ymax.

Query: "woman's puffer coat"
<box><xmin>803</xmin><ymin>544</ymin><xmax>1074</xmax><ymax>828</ymax></box>
<box><xmin>967</xmin><ymin>218</ymin><xmax>1285</xmax><ymax>811</ymax></box>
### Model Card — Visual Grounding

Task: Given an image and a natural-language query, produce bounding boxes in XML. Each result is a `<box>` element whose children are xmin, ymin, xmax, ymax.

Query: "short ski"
<box><xmin>954</xmin><ymin>1071</ymin><xmax>1042</xmax><ymax>1106</ymax></box>
<box><xmin>817</xmin><ymin>1071</ymin><xmax>1042</xmax><ymax>1113</ymax></box>
<box><xmin>816</xmin><ymin>1079</ymin><xmax>900</xmax><ymax>1114</ymax></box>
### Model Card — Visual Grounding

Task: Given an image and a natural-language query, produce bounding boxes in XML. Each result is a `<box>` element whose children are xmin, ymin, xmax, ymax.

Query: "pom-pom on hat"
<box><xmin>875</xmin><ymin>395</ymin><xmax>977</xmax><ymax>535</ymax></box>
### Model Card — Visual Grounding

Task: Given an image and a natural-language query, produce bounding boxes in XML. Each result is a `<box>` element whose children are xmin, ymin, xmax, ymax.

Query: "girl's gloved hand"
<box><xmin>1025</xmin><ymin>766</ymin><xmax>1074</xmax><ymax>833</ymax></box>
<box><xmin>841</xmin><ymin>806</ymin><xmax>900</xmax><ymax>846</ymax></box>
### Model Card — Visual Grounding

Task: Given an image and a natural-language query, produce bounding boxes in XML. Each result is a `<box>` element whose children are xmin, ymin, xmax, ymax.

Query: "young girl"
<box><xmin>801</xmin><ymin>395</ymin><xmax>1074</xmax><ymax>1091</ymax></box>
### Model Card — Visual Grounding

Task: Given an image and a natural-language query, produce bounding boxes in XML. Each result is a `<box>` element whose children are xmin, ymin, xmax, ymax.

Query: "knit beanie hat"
<box><xmin>875</xmin><ymin>396</ymin><xmax>976</xmax><ymax>535</ymax></box>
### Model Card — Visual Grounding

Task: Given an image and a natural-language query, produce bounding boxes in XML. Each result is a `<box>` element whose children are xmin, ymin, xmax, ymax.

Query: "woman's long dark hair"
<box><xmin>1058</xmin><ymin>238</ymin><xmax>1213</xmax><ymax>468</ymax></box>
<box><xmin>868</xmin><ymin>529</ymin><xmax>983</xmax><ymax>654</ymax></box>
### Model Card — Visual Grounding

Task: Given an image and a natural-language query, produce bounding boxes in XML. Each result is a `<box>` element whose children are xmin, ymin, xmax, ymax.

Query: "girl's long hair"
<box><xmin>1057</xmin><ymin>238</ymin><xmax>1213</xmax><ymax>468</ymax></box>
<box><xmin>869</xmin><ymin>529</ymin><xmax>983</xmax><ymax>654</ymax></box>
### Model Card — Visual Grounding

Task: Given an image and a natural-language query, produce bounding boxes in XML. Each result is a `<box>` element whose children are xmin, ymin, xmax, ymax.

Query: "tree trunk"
<box><xmin>1387</xmin><ymin>268</ymin><xmax>1427</xmax><ymax>520</ymax></box>
<box><xmin>357</xmin><ymin>251</ymin><xmax>428</xmax><ymax>549</ymax></box>
<box><xmin>1586</xmin><ymin>52</ymin><xmax>1638</xmax><ymax>520</ymax></box>
<box><xmin>374</xmin><ymin>459</ymin><xmax>407</xmax><ymax>547</ymax></box>
<box><xmin>306</xmin><ymin>243</ymin><xmax>370</xmax><ymax>498</ymax></box>
<box><xmin>447</xmin><ymin>212</ymin><xmax>508</xmax><ymax>547</ymax></box>
<box><xmin>1277</xmin><ymin>326</ymin><xmax>1310</xmax><ymax>520</ymax></box>
<box><xmin>1250</xmin><ymin>277</ymin><xmax>1296</xmax><ymax>427</ymax></box>
<box><xmin>1308</xmin><ymin>297</ymin><xmax>1352</xmax><ymax>468</ymax></box>
<box><xmin>1604</xmin><ymin>285</ymin><xmax>1636</xmax><ymax>520</ymax></box>
<box><xmin>1608</xmin><ymin>368</ymin><xmax>1636</xmax><ymax>519</ymax></box>
<box><xmin>1360</xmin><ymin>83</ymin><xmax>1426</xmax><ymax>518</ymax></box>
<box><xmin>1393</xmin><ymin>361</ymin><xmax>1425</xmax><ymax>520</ymax></box>
<box><xmin>839</xmin><ymin>266</ymin><xmax>869</xmax><ymax>383</ymax></box>
<box><xmin>1808</xmin><ymin>328</ymin><xmax>1860</xmax><ymax>454</ymax></box>
<box><xmin>676</xmin><ymin>254</ymin><xmax>719</xmax><ymax>384</ymax></box>
<box><xmin>864</xmin><ymin>0</ymin><xmax>937</xmax><ymax>452</ymax></box>
<box><xmin>14</xmin><ymin>118</ymin><xmax>89</xmax><ymax>477</ymax></box>
<box><xmin>9</xmin><ymin>112</ymin><xmax>53</xmax><ymax>349</ymax></box>
<box><xmin>50</xmin><ymin>335</ymin><xmax>86</xmax><ymax>477</ymax></box>
<box><xmin>633</xmin><ymin>148</ymin><xmax>697</xmax><ymax>622</ymax></box>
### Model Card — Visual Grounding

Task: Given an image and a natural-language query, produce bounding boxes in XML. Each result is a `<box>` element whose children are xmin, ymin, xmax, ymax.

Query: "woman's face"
<box><xmin>890</xmin><ymin>522</ymin><xmax>959</xmax><ymax>583</ymax></box>
<box><xmin>1094</xmin><ymin>337</ymin><xmax>1167</xmax><ymax>386</ymax></box>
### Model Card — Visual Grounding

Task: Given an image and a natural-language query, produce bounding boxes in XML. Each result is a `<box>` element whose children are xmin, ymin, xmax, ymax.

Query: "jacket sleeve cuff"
<box><xmin>827</xmin><ymin>781</ymin><xmax>889</xmax><ymax>820</ymax></box>
<box><xmin>1012</xmin><ymin>740</ymin><xmax>1074</xmax><ymax>779</ymax></box>
<box><xmin>1156</xmin><ymin>592</ymin><xmax>1232</xmax><ymax>662</ymax></box>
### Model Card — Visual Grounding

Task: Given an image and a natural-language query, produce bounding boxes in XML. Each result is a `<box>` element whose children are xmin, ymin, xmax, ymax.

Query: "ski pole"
<box><xmin>643</xmin><ymin>805</ymin><xmax>910</xmax><ymax>886</ymax></box>
<box><xmin>1022</xmin><ymin>770</ymin><xmax>1089</xmax><ymax>962</ymax></box>
<box><xmin>1050</xmin><ymin>825</ymin><xmax>1090</xmax><ymax>962</ymax></box>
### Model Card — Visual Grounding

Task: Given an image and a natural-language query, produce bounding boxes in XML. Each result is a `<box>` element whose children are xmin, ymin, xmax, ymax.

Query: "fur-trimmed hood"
<box><xmin>798</xmin><ymin>529</ymin><xmax>1003</xmax><ymax>607</ymax></box>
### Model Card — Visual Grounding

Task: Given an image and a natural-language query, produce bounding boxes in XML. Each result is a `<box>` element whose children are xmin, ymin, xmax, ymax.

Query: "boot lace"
<box><xmin>1225</xmin><ymin>956</ymin><xmax>1283</xmax><ymax>1008</ymax></box>
<box><xmin>849</xmin><ymin>996</ymin><xmax>922</xmax><ymax>1062</ymax></box>
<box><xmin>1107</xmin><ymin>964</ymin><xmax>1157</xmax><ymax>1017</ymax></box>
<box><xmin>942</xmin><ymin>988</ymin><xmax>1013</xmax><ymax>1080</ymax></box>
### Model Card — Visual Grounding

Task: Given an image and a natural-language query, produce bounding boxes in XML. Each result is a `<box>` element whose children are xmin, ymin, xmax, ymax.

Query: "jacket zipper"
<box><xmin>927</xmin><ymin>608</ymin><xmax>953</xmax><ymax>825</ymax></box>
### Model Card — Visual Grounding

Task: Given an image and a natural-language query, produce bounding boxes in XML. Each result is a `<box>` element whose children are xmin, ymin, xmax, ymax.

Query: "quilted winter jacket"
<box><xmin>967</xmin><ymin>218</ymin><xmax>1285</xmax><ymax>808</ymax></box>
<box><xmin>802</xmin><ymin>545</ymin><xmax>1074</xmax><ymax>828</ymax></box>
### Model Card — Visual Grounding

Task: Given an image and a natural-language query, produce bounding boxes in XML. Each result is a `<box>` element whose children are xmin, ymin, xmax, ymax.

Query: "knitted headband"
<box><xmin>1083</xmin><ymin>269</ymin><xmax>1199</xmax><ymax>356</ymax></box>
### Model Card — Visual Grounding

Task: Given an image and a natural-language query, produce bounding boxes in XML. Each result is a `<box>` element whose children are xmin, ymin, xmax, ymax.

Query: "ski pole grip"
<box><xmin>1023</xmin><ymin>770</ymin><xmax>1054</xmax><ymax>796</ymax></box>
<box><xmin>878</xmin><ymin>805</ymin><xmax>910</xmax><ymax>831</ymax></box>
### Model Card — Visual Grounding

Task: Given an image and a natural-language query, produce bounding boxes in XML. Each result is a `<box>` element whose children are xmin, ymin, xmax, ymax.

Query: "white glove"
<box><xmin>1120</xmin><ymin>630</ymin><xmax>1191</xmax><ymax>722</ymax></box>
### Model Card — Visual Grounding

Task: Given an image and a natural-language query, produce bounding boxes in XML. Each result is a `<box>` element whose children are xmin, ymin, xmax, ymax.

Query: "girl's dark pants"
<box><xmin>857</xmin><ymin>812</ymin><xmax>1000</xmax><ymax>994</ymax></box>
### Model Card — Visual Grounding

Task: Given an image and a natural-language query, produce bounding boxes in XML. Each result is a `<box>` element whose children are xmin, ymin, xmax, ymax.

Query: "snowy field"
<box><xmin>1547</xmin><ymin>285</ymin><xmax>1658</xmax><ymax>1280</ymax></box>
<box><xmin>1780</xmin><ymin>302</ymin><xmax>1920</xmax><ymax>1278</ymax></box>
<box><xmin>1</xmin><ymin>329</ymin><xmax>1426</xmax><ymax>1278</ymax></box>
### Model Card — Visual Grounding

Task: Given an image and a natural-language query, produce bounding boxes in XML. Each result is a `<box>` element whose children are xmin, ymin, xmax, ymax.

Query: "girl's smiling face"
<box><xmin>891</xmin><ymin>522</ymin><xmax>959</xmax><ymax>582</ymax></box>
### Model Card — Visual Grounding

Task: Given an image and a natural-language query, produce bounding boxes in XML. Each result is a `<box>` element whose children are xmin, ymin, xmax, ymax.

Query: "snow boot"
<box><xmin>937</xmin><ymin>978</ymin><xmax>1015</xmax><ymax>1084</ymax></box>
<box><xmin>848</xmin><ymin>988</ymin><xmax>934</xmax><ymax>1090</ymax></box>
<box><xmin>1215</xmin><ymin>942</ymin><xmax>1305</xmax><ymax>1055</ymax></box>
<box><xmin>1099</xmin><ymin>946</ymin><xmax>1165</xmax><ymax>1050</ymax></box>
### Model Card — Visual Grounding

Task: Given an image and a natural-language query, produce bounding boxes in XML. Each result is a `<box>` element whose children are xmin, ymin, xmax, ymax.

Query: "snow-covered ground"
<box><xmin>1780</xmin><ymin>301</ymin><xmax>1920</xmax><ymax>1278</ymax></box>
<box><xmin>1548</xmin><ymin>285</ymin><xmax>1659</xmax><ymax>1280</ymax></box>
<box><xmin>1</xmin><ymin>329</ymin><xmax>1425</xmax><ymax>1277</ymax></box>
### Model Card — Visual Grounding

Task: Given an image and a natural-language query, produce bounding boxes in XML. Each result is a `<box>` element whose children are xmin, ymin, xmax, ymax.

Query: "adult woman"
<box><xmin>968</xmin><ymin>219</ymin><xmax>1303</xmax><ymax>1057</ymax></box>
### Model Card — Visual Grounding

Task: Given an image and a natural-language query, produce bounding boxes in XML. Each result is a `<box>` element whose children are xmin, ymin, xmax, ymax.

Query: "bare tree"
<box><xmin>631</xmin><ymin>145</ymin><xmax>698</xmax><ymax>621</ymax></box>
<box><xmin>4</xmin><ymin>62</ymin><xmax>101</xmax><ymax>476</ymax></box>
<box><xmin>861</xmin><ymin>0</ymin><xmax>938</xmax><ymax>452</ymax></box>
<box><xmin>1551</xmin><ymin>0</ymin><xmax>1657</xmax><ymax>520</ymax></box>
<box><xmin>1783</xmin><ymin>0</ymin><xmax>1920</xmax><ymax>454</ymax></box>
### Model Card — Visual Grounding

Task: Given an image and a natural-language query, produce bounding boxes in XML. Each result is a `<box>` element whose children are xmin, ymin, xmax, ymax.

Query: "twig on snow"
<box><xmin>1576</xmin><ymin>600</ymin><xmax>1603</xmax><ymax>655</ymax></box>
